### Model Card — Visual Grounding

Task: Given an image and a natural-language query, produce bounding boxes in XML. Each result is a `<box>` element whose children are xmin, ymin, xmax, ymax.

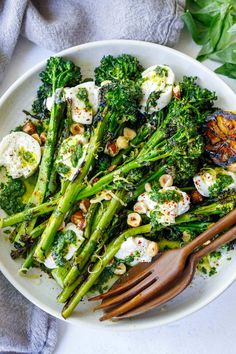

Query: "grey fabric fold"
<box><xmin>0</xmin><ymin>0</ymin><xmax>185</xmax><ymax>82</ymax></box>
<box><xmin>0</xmin><ymin>0</ymin><xmax>185</xmax><ymax>352</ymax></box>
<box><xmin>0</xmin><ymin>272</ymin><xmax>58</xmax><ymax>353</ymax></box>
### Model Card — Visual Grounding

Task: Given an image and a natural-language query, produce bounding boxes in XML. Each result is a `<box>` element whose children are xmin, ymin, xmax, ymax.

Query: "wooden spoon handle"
<box><xmin>192</xmin><ymin>223</ymin><xmax>236</xmax><ymax>264</ymax></box>
<box><xmin>183</xmin><ymin>208</ymin><xmax>236</xmax><ymax>256</ymax></box>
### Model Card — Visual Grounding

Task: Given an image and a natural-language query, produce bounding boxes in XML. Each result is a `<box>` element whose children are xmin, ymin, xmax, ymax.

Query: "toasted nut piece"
<box><xmin>146</xmin><ymin>241</ymin><xmax>159</xmax><ymax>257</ymax></box>
<box><xmin>116</xmin><ymin>136</ymin><xmax>129</xmax><ymax>150</ymax></box>
<box><xmin>133</xmin><ymin>201</ymin><xmax>148</xmax><ymax>214</ymax></box>
<box><xmin>70</xmin><ymin>123</ymin><xmax>85</xmax><ymax>135</ymax></box>
<box><xmin>79</xmin><ymin>199</ymin><xmax>90</xmax><ymax>214</ymax></box>
<box><xmin>104</xmin><ymin>142</ymin><xmax>119</xmax><ymax>156</ymax></box>
<box><xmin>173</xmin><ymin>85</ymin><xmax>181</xmax><ymax>99</ymax></box>
<box><xmin>40</xmin><ymin>132</ymin><xmax>47</xmax><ymax>144</ymax></box>
<box><xmin>31</xmin><ymin>133</ymin><xmax>41</xmax><ymax>145</ymax></box>
<box><xmin>108</xmin><ymin>165</ymin><xmax>117</xmax><ymax>172</ymax></box>
<box><xmin>114</xmin><ymin>263</ymin><xmax>126</xmax><ymax>275</ymax></box>
<box><xmin>144</xmin><ymin>182</ymin><xmax>152</xmax><ymax>192</ymax></box>
<box><xmin>92</xmin><ymin>177</ymin><xmax>100</xmax><ymax>184</ymax></box>
<box><xmin>159</xmin><ymin>174</ymin><xmax>173</xmax><ymax>188</ymax></box>
<box><xmin>23</xmin><ymin>121</ymin><xmax>37</xmax><ymax>135</ymax></box>
<box><xmin>127</xmin><ymin>213</ymin><xmax>142</xmax><ymax>227</ymax></box>
<box><xmin>123</xmin><ymin>127</ymin><xmax>136</xmax><ymax>141</ymax></box>
<box><xmin>191</xmin><ymin>190</ymin><xmax>204</xmax><ymax>204</ymax></box>
<box><xmin>71</xmin><ymin>211</ymin><xmax>86</xmax><ymax>230</ymax></box>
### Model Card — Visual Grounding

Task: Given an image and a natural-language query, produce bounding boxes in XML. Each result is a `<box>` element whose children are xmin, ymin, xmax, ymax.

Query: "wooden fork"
<box><xmin>89</xmin><ymin>208</ymin><xmax>236</xmax><ymax>320</ymax></box>
<box><xmin>101</xmin><ymin>223</ymin><xmax>236</xmax><ymax>320</ymax></box>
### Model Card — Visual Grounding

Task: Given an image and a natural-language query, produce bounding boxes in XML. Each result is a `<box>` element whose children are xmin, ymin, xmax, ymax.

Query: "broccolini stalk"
<box><xmin>18</xmin><ymin>220</ymin><xmax>48</xmax><ymax>273</ymax></box>
<box><xmin>46</xmin><ymin>103</ymin><xmax>72</xmax><ymax>197</ymax></box>
<box><xmin>1</xmin><ymin>200</ymin><xmax>58</xmax><ymax>228</ymax></box>
<box><xmin>14</xmin><ymin>57</ymin><xmax>82</xmax><ymax>246</ymax></box>
<box><xmin>58</xmin><ymin>268</ymin><xmax>88</xmax><ymax>303</ymax></box>
<box><xmin>84</xmin><ymin>203</ymin><xmax>99</xmax><ymax>239</ymax></box>
<box><xmin>64</xmin><ymin>190</ymin><xmax>126</xmax><ymax>286</ymax></box>
<box><xmin>61</xmin><ymin>224</ymin><xmax>151</xmax><ymax>318</ymax></box>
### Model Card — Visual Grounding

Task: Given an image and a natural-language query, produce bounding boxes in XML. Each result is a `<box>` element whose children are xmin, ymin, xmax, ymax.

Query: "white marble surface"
<box><xmin>1</xmin><ymin>31</ymin><xmax>236</xmax><ymax>354</ymax></box>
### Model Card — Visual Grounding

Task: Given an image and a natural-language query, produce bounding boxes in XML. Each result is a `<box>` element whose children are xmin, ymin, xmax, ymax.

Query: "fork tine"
<box><xmin>116</xmin><ymin>273</ymin><xmax>192</xmax><ymax>319</ymax></box>
<box><xmin>94</xmin><ymin>272</ymin><xmax>156</xmax><ymax>311</ymax></box>
<box><xmin>99</xmin><ymin>275</ymin><xmax>175</xmax><ymax>321</ymax></box>
<box><xmin>89</xmin><ymin>264</ymin><xmax>152</xmax><ymax>302</ymax></box>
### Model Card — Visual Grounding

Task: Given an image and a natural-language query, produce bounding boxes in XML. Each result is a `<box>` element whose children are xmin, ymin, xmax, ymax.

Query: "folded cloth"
<box><xmin>0</xmin><ymin>0</ymin><xmax>185</xmax><ymax>352</ymax></box>
<box><xmin>0</xmin><ymin>272</ymin><xmax>58</xmax><ymax>354</ymax></box>
<box><xmin>0</xmin><ymin>0</ymin><xmax>185</xmax><ymax>82</ymax></box>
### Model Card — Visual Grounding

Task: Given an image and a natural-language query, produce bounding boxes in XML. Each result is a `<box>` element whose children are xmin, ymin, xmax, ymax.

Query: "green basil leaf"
<box><xmin>215</xmin><ymin>62</ymin><xmax>236</xmax><ymax>78</ymax></box>
<box><xmin>182</xmin><ymin>11</ymin><xmax>209</xmax><ymax>45</ymax></box>
<box><xmin>215</xmin><ymin>10</ymin><xmax>234</xmax><ymax>51</ymax></box>
<box><xmin>210</xmin><ymin>43</ymin><xmax>236</xmax><ymax>63</ymax></box>
<box><xmin>197</xmin><ymin>41</ymin><xmax>214</xmax><ymax>61</ymax></box>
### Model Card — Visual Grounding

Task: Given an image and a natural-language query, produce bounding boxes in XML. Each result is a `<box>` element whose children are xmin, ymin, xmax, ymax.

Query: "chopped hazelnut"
<box><xmin>79</xmin><ymin>199</ymin><xmax>90</xmax><ymax>214</ymax></box>
<box><xmin>146</xmin><ymin>241</ymin><xmax>159</xmax><ymax>257</ymax></box>
<box><xmin>116</xmin><ymin>136</ymin><xmax>129</xmax><ymax>150</ymax></box>
<box><xmin>105</xmin><ymin>142</ymin><xmax>119</xmax><ymax>157</ymax></box>
<box><xmin>133</xmin><ymin>201</ymin><xmax>148</xmax><ymax>214</ymax></box>
<box><xmin>123</xmin><ymin>127</ymin><xmax>136</xmax><ymax>141</ymax></box>
<box><xmin>70</xmin><ymin>123</ymin><xmax>85</xmax><ymax>135</ymax></box>
<box><xmin>23</xmin><ymin>122</ymin><xmax>36</xmax><ymax>135</ymax></box>
<box><xmin>159</xmin><ymin>174</ymin><xmax>173</xmax><ymax>188</ymax></box>
<box><xmin>191</xmin><ymin>190</ymin><xmax>204</xmax><ymax>204</ymax></box>
<box><xmin>127</xmin><ymin>212</ymin><xmax>142</xmax><ymax>227</ymax></box>
<box><xmin>71</xmin><ymin>211</ymin><xmax>86</xmax><ymax>230</ymax></box>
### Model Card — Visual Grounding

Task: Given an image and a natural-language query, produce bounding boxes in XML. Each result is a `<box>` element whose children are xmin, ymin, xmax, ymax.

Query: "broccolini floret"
<box><xmin>95</xmin><ymin>54</ymin><xmax>143</xmax><ymax>85</ymax></box>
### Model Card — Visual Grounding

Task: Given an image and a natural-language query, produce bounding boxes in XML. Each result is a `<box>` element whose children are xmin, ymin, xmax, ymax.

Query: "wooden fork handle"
<box><xmin>183</xmin><ymin>208</ymin><xmax>236</xmax><ymax>256</ymax></box>
<box><xmin>191</xmin><ymin>223</ymin><xmax>236</xmax><ymax>265</ymax></box>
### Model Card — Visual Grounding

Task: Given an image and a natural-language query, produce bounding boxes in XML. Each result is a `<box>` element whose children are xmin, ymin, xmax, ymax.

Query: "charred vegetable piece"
<box><xmin>204</xmin><ymin>111</ymin><xmax>236</xmax><ymax>167</ymax></box>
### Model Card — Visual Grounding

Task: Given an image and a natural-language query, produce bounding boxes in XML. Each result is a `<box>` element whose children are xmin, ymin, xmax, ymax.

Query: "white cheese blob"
<box><xmin>193</xmin><ymin>168</ymin><xmax>236</xmax><ymax>197</ymax></box>
<box><xmin>138</xmin><ymin>187</ymin><xmax>190</xmax><ymax>225</ymax></box>
<box><xmin>55</xmin><ymin>134</ymin><xmax>89</xmax><ymax>181</ymax></box>
<box><xmin>0</xmin><ymin>132</ymin><xmax>41</xmax><ymax>179</ymax></box>
<box><xmin>156</xmin><ymin>187</ymin><xmax>190</xmax><ymax>225</ymax></box>
<box><xmin>46</xmin><ymin>82</ymin><xmax>100</xmax><ymax>125</ymax></box>
<box><xmin>44</xmin><ymin>222</ymin><xmax>84</xmax><ymax>270</ymax></box>
<box><xmin>140</xmin><ymin>65</ymin><xmax>175</xmax><ymax>114</ymax></box>
<box><xmin>115</xmin><ymin>237</ymin><xmax>157</xmax><ymax>266</ymax></box>
<box><xmin>64</xmin><ymin>82</ymin><xmax>100</xmax><ymax>124</ymax></box>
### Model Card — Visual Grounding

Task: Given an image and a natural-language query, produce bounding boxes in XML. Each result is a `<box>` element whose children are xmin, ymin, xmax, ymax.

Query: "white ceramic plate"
<box><xmin>0</xmin><ymin>40</ymin><xmax>236</xmax><ymax>330</ymax></box>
